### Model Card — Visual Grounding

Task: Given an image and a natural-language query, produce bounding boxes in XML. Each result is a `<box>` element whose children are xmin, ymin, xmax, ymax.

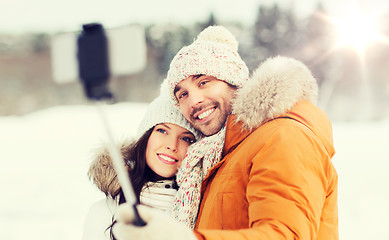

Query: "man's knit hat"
<box><xmin>136</xmin><ymin>82</ymin><xmax>201</xmax><ymax>140</ymax></box>
<box><xmin>166</xmin><ymin>25</ymin><xmax>249</xmax><ymax>104</ymax></box>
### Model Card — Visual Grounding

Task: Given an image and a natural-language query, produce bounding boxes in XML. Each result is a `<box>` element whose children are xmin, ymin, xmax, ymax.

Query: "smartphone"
<box><xmin>50</xmin><ymin>23</ymin><xmax>147</xmax><ymax>84</ymax></box>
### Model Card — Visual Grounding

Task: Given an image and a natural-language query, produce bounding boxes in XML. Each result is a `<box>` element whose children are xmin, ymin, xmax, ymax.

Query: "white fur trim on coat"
<box><xmin>232</xmin><ymin>56</ymin><xmax>318</xmax><ymax>131</ymax></box>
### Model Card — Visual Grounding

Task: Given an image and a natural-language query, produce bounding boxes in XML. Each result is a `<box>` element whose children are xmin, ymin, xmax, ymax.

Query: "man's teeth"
<box><xmin>198</xmin><ymin>108</ymin><xmax>214</xmax><ymax>120</ymax></box>
<box><xmin>159</xmin><ymin>155</ymin><xmax>177</xmax><ymax>162</ymax></box>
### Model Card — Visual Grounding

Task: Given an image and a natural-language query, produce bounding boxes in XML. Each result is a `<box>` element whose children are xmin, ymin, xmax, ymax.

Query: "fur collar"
<box><xmin>232</xmin><ymin>56</ymin><xmax>318</xmax><ymax>131</ymax></box>
<box><xmin>88</xmin><ymin>139</ymin><xmax>134</xmax><ymax>197</ymax></box>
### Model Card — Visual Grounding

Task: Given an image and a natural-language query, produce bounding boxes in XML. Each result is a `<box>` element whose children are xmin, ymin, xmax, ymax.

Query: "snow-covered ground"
<box><xmin>1</xmin><ymin>102</ymin><xmax>388</xmax><ymax>240</ymax></box>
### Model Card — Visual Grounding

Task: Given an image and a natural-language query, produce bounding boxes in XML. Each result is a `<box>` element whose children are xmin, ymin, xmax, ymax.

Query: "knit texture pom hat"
<box><xmin>136</xmin><ymin>81</ymin><xmax>201</xmax><ymax>140</ymax></box>
<box><xmin>166</xmin><ymin>25</ymin><xmax>249</xmax><ymax>104</ymax></box>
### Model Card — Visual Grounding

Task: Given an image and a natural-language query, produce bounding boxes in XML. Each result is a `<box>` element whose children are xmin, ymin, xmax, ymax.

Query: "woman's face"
<box><xmin>145</xmin><ymin>123</ymin><xmax>195</xmax><ymax>178</ymax></box>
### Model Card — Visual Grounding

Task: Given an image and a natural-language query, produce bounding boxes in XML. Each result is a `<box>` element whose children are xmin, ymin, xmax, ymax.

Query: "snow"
<box><xmin>0</xmin><ymin>102</ymin><xmax>388</xmax><ymax>240</ymax></box>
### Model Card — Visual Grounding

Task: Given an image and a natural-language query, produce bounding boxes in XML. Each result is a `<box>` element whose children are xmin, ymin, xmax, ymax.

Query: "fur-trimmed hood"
<box><xmin>232</xmin><ymin>56</ymin><xmax>318</xmax><ymax>131</ymax></box>
<box><xmin>88</xmin><ymin>139</ymin><xmax>135</xmax><ymax>197</ymax></box>
<box><xmin>230</xmin><ymin>56</ymin><xmax>334</xmax><ymax>158</ymax></box>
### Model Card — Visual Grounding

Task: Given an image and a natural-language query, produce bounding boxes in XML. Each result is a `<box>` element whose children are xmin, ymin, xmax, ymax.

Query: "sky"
<box><xmin>1</xmin><ymin>0</ymin><xmax>389</xmax><ymax>34</ymax></box>
<box><xmin>0</xmin><ymin>103</ymin><xmax>388</xmax><ymax>240</ymax></box>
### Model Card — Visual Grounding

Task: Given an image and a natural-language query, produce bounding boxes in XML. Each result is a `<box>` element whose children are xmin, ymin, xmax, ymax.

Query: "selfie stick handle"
<box><xmin>96</xmin><ymin>102</ymin><xmax>147</xmax><ymax>226</ymax></box>
<box><xmin>77</xmin><ymin>22</ymin><xmax>145</xmax><ymax>226</ymax></box>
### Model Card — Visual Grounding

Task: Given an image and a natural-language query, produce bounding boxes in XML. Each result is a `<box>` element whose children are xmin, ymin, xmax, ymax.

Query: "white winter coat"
<box><xmin>82</xmin><ymin>180</ymin><xmax>177</xmax><ymax>240</ymax></box>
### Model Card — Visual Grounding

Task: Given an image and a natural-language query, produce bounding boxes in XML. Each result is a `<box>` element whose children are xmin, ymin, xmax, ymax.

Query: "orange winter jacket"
<box><xmin>192</xmin><ymin>57</ymin><xmax>338</xmax><ymax>240</ymax></box>
<box><xmin>194</xmin><ymin>101</ymin><xmax>338</xmax><ymax>240</ymax></box>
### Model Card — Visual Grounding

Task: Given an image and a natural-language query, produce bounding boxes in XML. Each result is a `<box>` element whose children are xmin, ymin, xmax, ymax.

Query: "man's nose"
<box><xmin>188</xmin><ymin>89</ymin><xmax>205</xmax><ymax>108</ymax></box>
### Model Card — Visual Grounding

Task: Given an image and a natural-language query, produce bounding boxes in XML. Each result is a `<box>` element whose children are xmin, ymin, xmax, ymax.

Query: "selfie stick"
<box><xmin>96</xmin><ymin>103</ymin><xmax>146</xmax><ymax>226</ymax></box>
<box><xmin>77</xmin><ymin>23</ymin><xmax>146</xmax><ymax>226</ymax></box>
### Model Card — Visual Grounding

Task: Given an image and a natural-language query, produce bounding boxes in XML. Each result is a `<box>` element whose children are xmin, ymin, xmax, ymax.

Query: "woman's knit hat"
<box><xmin>136</xmin><ymin>82</ymin><xmax>201</xmax><ymax>140</ymax></box>
<box><xmin>166</xmin><ymin>25</ymin><xmax>249</xmax><ymax>104</ymax></box>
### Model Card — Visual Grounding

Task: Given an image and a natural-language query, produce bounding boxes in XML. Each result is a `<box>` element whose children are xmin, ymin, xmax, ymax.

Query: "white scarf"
<box><xmin>140</xmin><ymin>180</ymin><xmax>177</xmax><ymax>213</ymax></box>
<box><xmin>171</xmin><ymin>126</ymin><xmax>226</xmax><ymax>229</ymax></box>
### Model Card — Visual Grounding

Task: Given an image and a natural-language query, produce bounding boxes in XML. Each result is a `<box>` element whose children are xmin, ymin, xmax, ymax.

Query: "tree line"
<box><xmin>0</xmin><ymin>3</ymin><xmax>388</xmax><ymax>120</ymax></box>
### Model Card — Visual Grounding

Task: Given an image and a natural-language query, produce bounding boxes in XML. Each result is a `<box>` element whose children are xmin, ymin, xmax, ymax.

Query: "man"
<box><xmin>113</xmin><ymin>26</ymin><xmax>338</xmax><ymax>240</ymax></box>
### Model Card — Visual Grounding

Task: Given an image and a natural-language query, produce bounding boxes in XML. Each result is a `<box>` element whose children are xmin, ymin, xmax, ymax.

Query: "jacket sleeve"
<box><xmin>82</xmin><ymin>198</ymin><xmax>118</xmax><ymax>240</ymax></box>
<box><xmin>195</xmin><ymin>122</ymin><xmax>330</xmax><ymax>239</ymax></box>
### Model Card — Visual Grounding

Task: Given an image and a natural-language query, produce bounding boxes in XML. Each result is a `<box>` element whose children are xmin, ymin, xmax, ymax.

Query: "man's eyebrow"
<box><xmin>174</xmin><ymin>85</ymin><xmax>181</xmax><ymax>95</ymax></box>
<box><xmin>192</xmin><ymin>74</ymin><xmax>203</xmax><ymax>80</ymax></box>
<box><xmin>174</xmin><ymin>74</ymin><xmax>204</xmax><ymax>95</ymax></box>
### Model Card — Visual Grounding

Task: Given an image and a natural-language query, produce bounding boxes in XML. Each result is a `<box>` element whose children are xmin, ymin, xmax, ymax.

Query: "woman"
<box><xmin>82</xmin><ymin>93</ymin><xmax>200</xmax><ymax>240</ymax></box>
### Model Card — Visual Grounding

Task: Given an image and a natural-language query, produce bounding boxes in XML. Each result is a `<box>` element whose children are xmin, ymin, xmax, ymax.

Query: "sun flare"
<box><xmin>326</xmin><ymin>10</ymin><xmax>387</xmax><ymax>55</ymax></box>
<box><xmin>335</xmin><ymin>14</ymin><xmax>381</xmax><ymax>52</ymax></box>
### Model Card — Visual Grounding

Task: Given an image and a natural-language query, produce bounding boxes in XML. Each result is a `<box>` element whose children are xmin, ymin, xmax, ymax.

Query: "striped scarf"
<box><xmin>171</xmin><ymin>125</ymin><xmax>226</xmax><ymax>229</ymax></box>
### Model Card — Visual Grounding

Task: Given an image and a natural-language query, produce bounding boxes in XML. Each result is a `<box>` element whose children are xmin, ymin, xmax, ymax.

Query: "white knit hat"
<box><xmin>166</xmin><ymin>25</ymin><xmax>249</xmax><ymax>104</ymax></box>
<box><xmin>136</xmin><ymin>82</ymin><xmax>201</xmax><ymax>140</ymax></box>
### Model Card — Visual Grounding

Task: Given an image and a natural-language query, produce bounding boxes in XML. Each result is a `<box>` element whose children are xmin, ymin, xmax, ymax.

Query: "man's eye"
<box><xmin>178</xmin><ymin>92</ymin><xmax>187</xmax><ymax>99</ymax></box>
<box><xmin>199</xmin><ymin>80</ymin><xmax>208</xmax><ymax>86</ymax></box>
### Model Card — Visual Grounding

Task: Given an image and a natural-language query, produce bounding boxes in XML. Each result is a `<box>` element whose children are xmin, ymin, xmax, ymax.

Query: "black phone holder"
<box><xmin>77</xmin><ymin>23</ymin><xmax>113</xmax><ymax>101</ymax></box>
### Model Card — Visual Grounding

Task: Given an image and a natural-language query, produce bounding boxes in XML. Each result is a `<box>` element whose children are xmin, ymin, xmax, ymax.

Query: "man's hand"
<box><xmin>113</xmin><ymin>204</ymin><xmax>197</xmax><ymax>240</ymax></box>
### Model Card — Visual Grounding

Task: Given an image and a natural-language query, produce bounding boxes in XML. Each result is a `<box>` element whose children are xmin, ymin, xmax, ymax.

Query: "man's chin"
<box><xmin>194</xmin><ymin>122</ymin><xmax>224</xmax><ymax>137</ymax></box>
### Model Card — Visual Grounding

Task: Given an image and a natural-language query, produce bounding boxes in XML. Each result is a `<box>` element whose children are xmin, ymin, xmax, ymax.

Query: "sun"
<box><xmin>332</xmin><ymin>11</ymin><xmax>385</xmax><ymax>54</ymax></box>
<box><xmin>335</xmin><ymin>14</ymin><xmax>378</xmax><ymax>50</ymax></box>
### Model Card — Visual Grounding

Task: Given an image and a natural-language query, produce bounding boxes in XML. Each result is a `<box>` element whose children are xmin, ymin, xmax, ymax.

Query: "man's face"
<box><xmin>174</xmin><ymin>75</ymin><xmax>236</xmax><ymax>136</ymax></box>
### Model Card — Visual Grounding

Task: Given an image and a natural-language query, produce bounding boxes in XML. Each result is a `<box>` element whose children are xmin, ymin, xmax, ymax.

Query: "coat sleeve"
<box><xmin>82</xmin><ymin>198</ymin><xmax>118</xmax><ymax>240</ymax></box>
<box><xmin>195</xmin><ymin>121</ymin><xmax>330</xmax><ymax>239</ymax></box>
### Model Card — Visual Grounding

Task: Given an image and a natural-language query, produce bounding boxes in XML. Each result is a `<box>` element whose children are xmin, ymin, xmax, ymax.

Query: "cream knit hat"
<box><xmin>136</xmin><ymin>82</ymin><xmax>201</xmax><ymax>140</ymax></box>
<box><xmin>166</xmin><ymin>25</ymin><xmax>249</xmax><ymax>104</ymax></box>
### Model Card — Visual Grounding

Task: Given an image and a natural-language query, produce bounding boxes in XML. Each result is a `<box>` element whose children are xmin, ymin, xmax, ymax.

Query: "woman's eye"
<box><xmin>182</xmin><ymin>136</ymin><xmax>195</xmax><ymax>143</ymax></box>
<box><xmin>156</xmin><ymin>128</ymin><xmax>167</xmax><ymax>134</ymax></box>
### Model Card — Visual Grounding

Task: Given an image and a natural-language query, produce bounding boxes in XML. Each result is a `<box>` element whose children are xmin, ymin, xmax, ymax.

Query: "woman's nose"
<box><xmin>166</xmin><ymin>139</ymin><xmax>178</xmax><ymax>152</ymax></box>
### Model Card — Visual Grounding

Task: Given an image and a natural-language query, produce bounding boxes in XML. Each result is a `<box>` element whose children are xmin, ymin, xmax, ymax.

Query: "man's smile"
<box><xmin>196</xmin><ymin>107</ymin><xmax>216</xmax><ymax>120</ymax></box>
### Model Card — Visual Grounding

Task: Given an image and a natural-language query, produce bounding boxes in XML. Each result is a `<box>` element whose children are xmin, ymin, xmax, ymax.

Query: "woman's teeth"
<box><xmin>159</xmin><ymin>154</ymin><xmax>177</xmax><ymax>162</ymax></box>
